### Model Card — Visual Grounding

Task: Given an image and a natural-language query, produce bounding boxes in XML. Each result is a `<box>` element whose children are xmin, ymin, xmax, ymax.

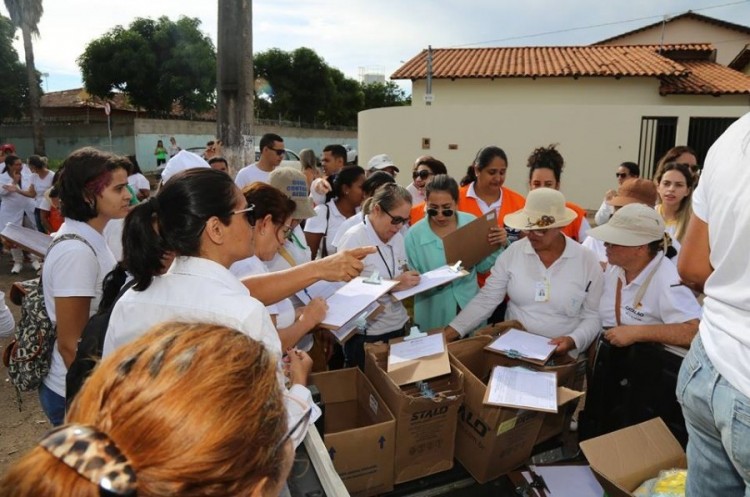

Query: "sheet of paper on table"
<box><xmin>486</xmin><ymin>328</ymin><xmax>556</xmax><ymax>363</ymax></box>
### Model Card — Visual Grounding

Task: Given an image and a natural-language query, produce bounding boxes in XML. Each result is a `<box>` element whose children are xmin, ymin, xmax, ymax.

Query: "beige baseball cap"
<box><xmin>587</xmin><ymin>203</ymin><xmax>665</xmax><ymax>246</ymax></box>
<box><xmin>269</xmin><ymin>166</ymin><xmax>316</xmax><ymax>219</ymax></box>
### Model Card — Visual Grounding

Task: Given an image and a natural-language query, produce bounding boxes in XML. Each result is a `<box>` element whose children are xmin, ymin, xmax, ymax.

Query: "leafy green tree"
<box><xmin>4</xmin><ymin>0</ymin><xmax>44</xmax><ymax>153</ymax></box>
<box><xmin>78</xmin><ymin>16</ymin><xmax>216</xmax><ymax>117</ymax></box>
<box><xmin>0</xmin><ymin>16</ymin><xmax>30</xmax><ymax>123</ymax></box>
<box><xmin>361</xmin><ymin>81</ymin><xmax>410</xmax><ymax>109</ymax></box>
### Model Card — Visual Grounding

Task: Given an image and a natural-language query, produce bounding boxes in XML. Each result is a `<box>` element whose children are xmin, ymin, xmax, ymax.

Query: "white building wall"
<box><xmin>358</xmin><ymin>101</ymin><xmax>749</xmax><ymax>211</ymax></box>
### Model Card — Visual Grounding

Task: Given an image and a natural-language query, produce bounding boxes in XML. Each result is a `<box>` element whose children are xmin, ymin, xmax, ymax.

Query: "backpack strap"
<box><xmin>40</xmin><ymin>233</ymin><xmax>97</xmax><ymax>292</ymax></box>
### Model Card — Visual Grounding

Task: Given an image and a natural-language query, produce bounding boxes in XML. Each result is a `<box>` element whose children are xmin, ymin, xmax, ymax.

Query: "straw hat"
<box><xmin>587</xmin><ymin>203</ymin><xmax>664</xmax><ymax>246</ymax></box>
<box><xmin>504</xmin><ymin>188</ymin><xmax>577</xmax><ymax>231</ymax></box>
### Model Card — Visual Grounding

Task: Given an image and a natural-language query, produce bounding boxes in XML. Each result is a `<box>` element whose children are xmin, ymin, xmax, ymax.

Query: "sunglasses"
<box><xmin>269</xmin><ymin>147</ymin><xmax>286</xmax><ymax>156</ymax></box>
<box><xmin>615</xmin><ymin>173</ymin><xmax>629</xmax><ymax>179</ymax></box>
<box><xmin>426</xmin><ymin>208</ymin><xmax>454</xmax><ymax>218</ymax></box>
<box><xmin>382</xmin><ymin>207</ymin><xmax>409</xmax><ymax>226</ymax></box>
<box><xmin>412</xmin><ymin>170</ymin><xmax>432</xmax><ymax>180</ymax></box>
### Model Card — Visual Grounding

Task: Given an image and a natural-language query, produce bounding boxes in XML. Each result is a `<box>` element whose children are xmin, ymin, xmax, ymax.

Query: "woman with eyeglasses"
<box><xmin>337</xmin><ymin>183</ymin><xmax>420</xmax><ymax>369</ymax></box>
<box><xmin>405</xmin><ymin>175</ymin><xmax>505</xmax><ymax>331</ymax></box>
<box><xmin>594</xmin><ymin>161</ymin><xmax>640</xmax><ymax>226</ymax></box>
<box><xmin>654</xmin><ymin>162</ymin><xmax>694</xmax><ymax>243</ymax></box>
<box><xmin>0</xmin><ymin>322</ymin><xmax>300</xmax><ymax>497</ymax></box>
<box><xmin>406</xmin><ymin>156</ymin><xmax>448</xmax><ymax>204</ymax></box>
<box><xmin>443</xmin><ymin>188</ymin><xmax>603</xmax><ymax>357</ymax></box>
<box><xmin>526</xmin><ymin>144</ymin><xmax>590</xmax><ymax>242</ymax></box>
<box><xmin>231</xmin><ymin>182</ymin><xmax>328</xmax><ymax>352</ymax></box>
<box><xmin>304</xmin><ymin>165</ymin><xmax>365</xmax><ymax>259</ymax></box>
<box><xmin>102</xmin><ymin>168</ymin><xmax>322</xmax><ymax>444</ymax></box>
<box><xmin>332</xmin><ymin>171</ymin><xmax>396</xmax><ymax>251</ymax></box>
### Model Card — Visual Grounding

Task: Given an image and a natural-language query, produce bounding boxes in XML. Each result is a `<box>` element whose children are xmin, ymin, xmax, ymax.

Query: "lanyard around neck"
<box><xmin>376</xmin><ymin>246</ymin><xmax>395</xmax><ymax>279</ymax></box>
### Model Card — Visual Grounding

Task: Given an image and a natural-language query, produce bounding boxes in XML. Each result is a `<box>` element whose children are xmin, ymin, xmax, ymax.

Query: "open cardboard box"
<box><xmin>484</xmin><ymin>326</ymin><xmax>586</xmax><ymax>444</ymax></box>
<box><xmin>364</xmin><ymin>342</ymin><xmax>464</xmax><ymax>484</ymax></box>
<box><xmin>309</xmin><ymin>368</ymin><xmax>396</xmax><ymax>497</ymax></box>
<box><xmin>579</xmin><ymin>417</ymin><xmax>687</xmax><ymax>497</ymax></box>
<box><xmin>448</xmin><ymin>336</ymin><xmax>583</xmax><ymax>483</ymax></box>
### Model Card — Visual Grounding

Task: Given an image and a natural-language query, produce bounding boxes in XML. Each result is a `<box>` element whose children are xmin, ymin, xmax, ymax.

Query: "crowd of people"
<box><xmin>1</xmin><ymin>115</ymin><xmax>749</xmax><ymax>496</ymax></box>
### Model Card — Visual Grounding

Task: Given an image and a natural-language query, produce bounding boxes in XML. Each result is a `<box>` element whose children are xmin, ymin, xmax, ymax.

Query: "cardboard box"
<box><xmin>580</xmin><ymin>417</ymin><xmax>687</xmax><ymax>497</ymax></box>
<box><xmin>364</xmin><ymin>342</ymin><xmax>465</xmax><ymax>484</ymax></box>
<box><xmin>485</xmin><ymin>327</ymin><xmax>585</xmax><ymax>444</ymax></box>
<box><xmin>448</xmin><ymin>336</ymin><xmax>582</xmax><ymax>483</ymax></box>
<box><xmin>309</xmin><ymin>368</ymin><xmax>396</xmax><ymax>497</ymax></box>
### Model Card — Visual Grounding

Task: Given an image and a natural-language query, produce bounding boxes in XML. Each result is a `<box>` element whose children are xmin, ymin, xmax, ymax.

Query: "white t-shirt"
<box><xmin>594</xmin><ymin>199</ymin><xmax>614</xmax><ymax>226</ymax></box>
<box><xmin>332</xmin><ymin>211</ymin><xmax>365</xmax><ymax>249</ymax></box>
<box><xmin>230</xmin><ymin>255</ymin><xmax>312</xmax><ymax>351</ymax></box>
<box><xmin>235</xmin><ymin>163</ymin><xmax>271</xmax><ymax>188</ymax></box>
<box><xmin>30</xmin><ymin>172</ymin><xmax>54</xmax><ymax>208</ymax></box>
<box><xmin>103</xmin><ymin>218</ymin><xmax>124</xmax><ymax>262</ymax></box>
<box><xmin>449</xmin><ymin>236</ymin><xmax>604</xmax><ymax>353</ymax></box>
<box><xmin>304</xmin><ymin>200</ymin><xmax>348</xmax><ymax>257</ymax></box>
<box><xmin>128</xmin><ymin>173</ymin><xmax>150</xmax><ymax>192</ymax></box>
<box><xmin>337</xmin><ymin>218</ymin><xmax>409</xmax><ymax>336</ymax></box>
<box><xmin>599</xmin><ymin>254</ymin><xmax>702</xmax><ymax>328</ymax></box>
<box><xmin>42</xmin><ymin>219</ymin><xmax>117</xmax><ymax>397</ymax></box>
<box><xmin>692</xmin><ymin>111</ymin><xmax>750</xmax><ymax>398</ymax></box>
<box><xmin>0</xmin><ymin>290</ymin><xmax>15</xmax><ymax>338</ymax></box>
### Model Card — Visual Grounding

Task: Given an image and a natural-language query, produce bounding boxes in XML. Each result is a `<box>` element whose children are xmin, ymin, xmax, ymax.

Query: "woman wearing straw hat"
<box><xmin>587</xmin><ymin>203</ymin><xmax>701</xmax><ymax>348</ymax></box>
<box><xmin>443</xmin><ymin>188</ymin><xmax>603</xmax><ymax>356</ymax></box>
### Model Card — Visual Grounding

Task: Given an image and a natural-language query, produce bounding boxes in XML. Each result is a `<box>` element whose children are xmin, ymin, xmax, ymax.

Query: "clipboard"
<box><xmin>386</xmin><ymin>332</ymin><xmax>451</xmax><ymax>385</ymax></box>
<box><xmin>443</xmin><ymin>210</ymin><xmax>497</xmax><ymax>269</ymax></box>
<box><xmin>484</xmin><ymin>328</ymin><xmax>556</xmax><ymax>366</ymax></box>
<box><xmin>327</xmin><ymin>302</ymin><xmax>383</xmax><ymax>344</ymax></box>
<box><xmin>0</xmin><ymin>223</ymin><xmax>52</xmax><ymax>258</ymax></box>
<box><xmin>319</xmin><ymin>275</ymin><xmax>397</xmax><ymax>329</ymax></box>
<box><xmin>483</xmin><ymin>366</ymin><xmax>559</xmax><ymax>413</ymax></box>
<box><xmin>391</xmin><ymin>263</ymin><xmax>468</xmax><ymax>300</ymax></box>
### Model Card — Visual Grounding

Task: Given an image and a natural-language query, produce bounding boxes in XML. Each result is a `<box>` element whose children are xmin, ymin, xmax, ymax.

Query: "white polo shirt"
<box><xmin>466</xmin><ymin>182</ymin><xmax>502</xmax><ymax>214</ymax></box>
<box><xmin>304</xmin><ymin>200</ymin><xmax>348</xmax><ymax>257</ymax></box>
<box><xmin>337</xmin><ymin>217</ymin><xmax>409</xmax><ymax>337</ymax></box>
<box><xmin>692</xmin><ymin>112</ymin><xmax>750</xmax><ymax>398</ymax></box>
<box><xmin>599</xmin><ymin>253</ymin><xmax>702</xmax><ymax>328</ymax></box>
<box><xmin>449</xmin><ymin>236</ymin><xmax>604</xmax><ymax>353</ymax></box>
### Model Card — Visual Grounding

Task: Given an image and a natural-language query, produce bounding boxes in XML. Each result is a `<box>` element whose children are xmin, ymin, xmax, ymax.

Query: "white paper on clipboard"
<box><xmin>321</xmin><ymin>276</ymin><xmax>397</xmax><ymax>329</ymax></box>
<box><xmin>296</xmin><ymin>280</ymin><xmax>344</xmax><ymax>305</ymax></box>
<box><xmin>391</xmin><ymin>265</ymin><xmax>469</xmax><ymax>301</ymax></box>
<box><xmin>328</xmin><ymin>301</ymin><xmax>380</xmax><ymax>343</ymax></box>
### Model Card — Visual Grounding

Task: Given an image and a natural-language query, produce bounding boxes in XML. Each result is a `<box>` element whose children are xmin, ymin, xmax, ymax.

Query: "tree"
<box><xmin>0</xmin><ymin>16</ymin><xmax>30</xmax><ymax>123</ymax></box>
<box><xmin>78</xmin><ymin>16</ymin><xmax>217</xmax><ymax>117</ymax></box>
<box><xmin>4</xmin><ymin>0</ymin><xmax>44</xmax><ymax>154</ymax></box>
<box><xmin>361</xmin><ymin>81</ymin><xmax>410</xmax><ymax>109</ymax></box>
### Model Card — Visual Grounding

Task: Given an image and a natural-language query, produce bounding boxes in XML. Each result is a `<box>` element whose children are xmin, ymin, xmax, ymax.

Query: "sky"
<box><xmin>2</xmin><ymin>0</ymin><xmax>749</xmax><ymax>94</ymax></box>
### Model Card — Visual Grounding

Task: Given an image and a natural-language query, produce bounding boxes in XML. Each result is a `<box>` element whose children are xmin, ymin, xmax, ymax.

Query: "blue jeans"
<box><xmin>677</xmin><ymin>335</ymin><xmax>750</xmax><ymax>497</ymax></box>
<box><xmin>38</xmin><ymin>383</ymin><xmax>66</xmax><ymax>426</ymax></box>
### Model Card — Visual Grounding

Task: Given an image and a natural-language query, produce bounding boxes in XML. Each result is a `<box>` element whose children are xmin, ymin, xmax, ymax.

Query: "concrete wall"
<box><xmin>599</xmin><ymin>17</ymin><xmax>750</xmax><ymax>66</ymax></box>
<box><xmin>412</xmin><ymin>77</ymin><xmax>750</xmax><ymax>107</ymax></box>
<box><xmin>358</xmin><ymin>102</ymin><xmax>750</xmax><ymax>211</ymax></box>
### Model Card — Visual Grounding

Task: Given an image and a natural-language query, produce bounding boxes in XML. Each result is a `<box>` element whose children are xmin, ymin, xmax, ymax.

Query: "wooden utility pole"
<box><xmin>217</xmin><ymin>0</ymin><xmax>254</xmax><ymax>176</ymax></box>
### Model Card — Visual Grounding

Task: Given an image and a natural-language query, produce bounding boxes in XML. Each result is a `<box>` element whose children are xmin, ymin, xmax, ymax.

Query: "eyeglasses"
<box><xmin>279</xmin><ymin>223</ymin><xmax>293</xmax><ymax>240</ymax></box>
<box><xmin>412</xmin><ymin>170</ymin><xmax>432</xmax><ymax>180</ymax></box>
<box><xmin>269</xmin><ymin>147</ymin><xmax>286</xmax><ymax>157</ymax></box>
<box><xmin>276</xmin><ymin>407</ymin><xmax>312</xmax><ymax>451</ymax></box>
<box><xmin>426</xmin><ymin>208</ymin><xmax>454</xmax><ymax>218</ymax></box>
<box><xmin>382</xmin><ymin>207</ymin><xmax>409</xmax><ymax>226</ymax></box>
<box><xmin>232</xmin><ymin>204</ymin><xmax>256</xmax><ymax>225</ymax></box>
<box><xmin>615</xmin><ymin>173</ymin><xmax>628</xmax><ymax>179</ymax></box>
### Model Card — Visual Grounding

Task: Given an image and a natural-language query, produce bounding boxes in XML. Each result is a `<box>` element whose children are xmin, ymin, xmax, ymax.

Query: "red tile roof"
<box><xmin>392</xmin><ymin>44</ymin><xmax>714</xmax><ymax>80</ymax></box>
<box><xmin>595</xmin><ymin>11</ymin><xmax>750</xmax><ymax>45</ymax></box>
<box><xmin>660</xmin><ymin>60</ymin><xmax>750</xmax><ymax>95</ymax></box>
<box><xmin>40</xmin><ymin>88</ymin><xmax>135</xmax><ymax>111</ymax></box>
<box><xmin>392</xmin><ymin>43</ymin><xmax>750</xmax><ymax>95</ymax></box>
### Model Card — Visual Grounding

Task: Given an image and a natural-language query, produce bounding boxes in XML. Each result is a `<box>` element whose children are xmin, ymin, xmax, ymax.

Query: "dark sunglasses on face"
<box><xmin>382</xmin><ymin>207</ymin><xmax>409</xmax><ymax>226</ymax></box>
<box><xmin>412</xmin><ymin>170</ymin><xmax>432</xmax><ymax>180</ymax></box>
<box><xmin>269</xmin><ymin>147</ymin><xmax>285</xmax><ymax>156</ymax></box>
<box><xmin>615</xmin><ymin>173</ymin><xmax>628</xmax><ymax>178</ymax></box>
<box><xmin>426</xmin><ymin>208</ymin><xmax>454</xmax><ymax>218</ymax></box>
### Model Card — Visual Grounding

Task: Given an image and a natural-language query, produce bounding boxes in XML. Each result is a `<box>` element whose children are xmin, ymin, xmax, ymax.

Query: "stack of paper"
<box><xmin>387</xmin><ymin>333</ymin><xmax>451</xmax><ymax>385</ymax></box>
<box><xmin>483</xmin><ymin>366</ymin><xmax>558</xmax><ymax>412</ymax></box>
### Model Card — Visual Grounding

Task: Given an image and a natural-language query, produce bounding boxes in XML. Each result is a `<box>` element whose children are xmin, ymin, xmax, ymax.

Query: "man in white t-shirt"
<box><xmin>677</xmin><ymin>112</ymin><xmax>750</xmax><ymax>496</ymax></box>
<box><xmin>234</xmin><ymin>133</ymin><xmax>285</xmax><ymax>188</ymax></box>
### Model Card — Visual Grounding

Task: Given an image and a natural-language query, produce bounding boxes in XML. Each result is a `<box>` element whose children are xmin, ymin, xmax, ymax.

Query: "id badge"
<box><xmin>534</xmin><ymin>279</ymin><xmax>550</xmax><ymax>302</ymax></box>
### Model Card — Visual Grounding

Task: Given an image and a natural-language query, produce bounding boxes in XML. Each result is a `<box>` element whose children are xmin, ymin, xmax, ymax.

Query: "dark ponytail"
<box><xmin>98</xmin><ymin>263</ymin><xmax>129</xmax><ymax>313</ymax></box>
<box><xmin>122</xmin><ymin>168</ymin><xmax>238</xmax><ymax>291</ymax></box>
<box><xmin>461</xmin><ymin>146</ymin><xmax>508</xmax><ymax>186</ymax></box>
<box><xmin>123</xmin><ymin>198</ymin><xmax>165</xmax><ymax>291</ymax></box>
